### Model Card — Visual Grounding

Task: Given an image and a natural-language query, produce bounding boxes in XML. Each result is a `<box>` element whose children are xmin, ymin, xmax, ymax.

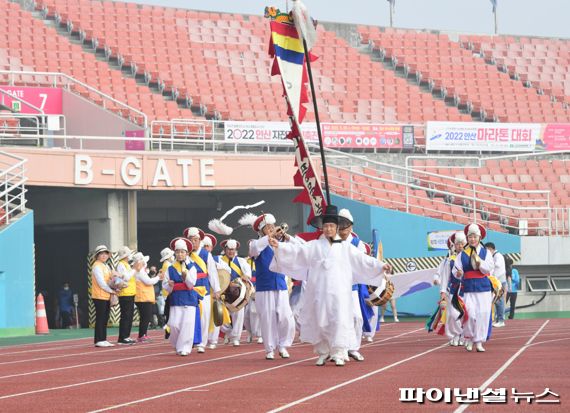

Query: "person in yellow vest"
<box><xmin>219</xmin><ymin>238</ymin><xmax>252</xmax><ymax>347</ymax></box>
<box><xmin>116</xmin><ymin>246</ymin><xmax>136</xmax><ymax>345</ymax></box>
<box><xmin>91</xmin><ymin>245</ymin><xmax>116</xmax><ymax>348</ymax></box>
<box><xmin>133</xmin><ymin>252</ymin><xmax>164</xmax><ymax>342</ymax></box>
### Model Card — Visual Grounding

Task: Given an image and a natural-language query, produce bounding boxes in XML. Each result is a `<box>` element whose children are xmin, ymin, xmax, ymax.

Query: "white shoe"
<box><xmin>232</xmin><ymin>340</ymin><xmax>240</xmax><ymax>347</ymax></box>
<box><xmin>207</xmin><ymin>343</ymin><xmax>217</xmax><ymax>350</ymax></box>
<box><xmin>266</xmin><ymin>351</ymin><xmax>275</xmax><ymax>360</ymax></box>
<box><xmin>476</xmin><ymin>342</ymin><xmax>485</xmax><ymax>352</ymax></box>
<box><xmin>95</xmin><ymin>341</ymin><xmax>112</xmax><ymax>348</ymax></box>
<box><xmin>197</xmin><ymin>346</ymin><xmax>205</xmax><ymax>353</ymax></box>
<box><xmin>380</xmin><ymin>317</ymin><xmax>385</xmax><ymax>322</ymax></box>
<box><xmin>394</xmin><ymin>317</ymin><xmax>399</xmax><ymax>322</ymax></box>
<box><xmin>493</xmin><ymin>321</ymin><xmax>505</xmax><ymax>328</ymax></box>
<box><xmin>365</xmin><ymin>336</ymin><xmax>373</xmax><ymax>343</ymax></box>
<box><xmin>348</xmin><ymin>351</ymin><xmax>364</xmax><ymax>361</ymax></box>
<box><xmin>279</xmin><ymin>348</ymin><xmax>290</xmax><ymax>359</ymax></box>
<box><xmin>179</xmin><ymin>351</ymin><xmax>189</xmax><ymax>356</ymax></box>
<box><xmin>466</xmin><ymin>341</ymin><xmax>473</xmax><ymax>352</ymax></box>
<box><xmin>316</xmin><ymin>354</ymin><xmax>328</xmax><ymax>366</ymax></box>
<box><xmin>335</xmin><ymin>357</ymin><xmax>346</xmax><ymax>366</ymax></box>
<box><xmin>224</xmin><ymin>337</ymin><xmax>230</xmax><ymax>345</ymax></box>
<box><xmin>458</xmin><ymin>338</ymin><xmax>465</xmax><ymax>346</ymax></box>
<box><xmin>246</xmin><ymin>334</ymin><xmax>253</xmax><ymax>343</ymax></box>
<box><xmin>257</xmin><ymin>337</ymin><xmax>264</xmax><ymax>344</ymax></box>
<box><xmin>450</xmin><ymin>336</ymin><xmax>459</xmax><ymax>347</ymax></box>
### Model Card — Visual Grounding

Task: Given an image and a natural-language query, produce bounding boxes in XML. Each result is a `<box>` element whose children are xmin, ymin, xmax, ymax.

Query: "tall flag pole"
<box><xmin>490</xmin><ymin>0</ymin><xmax>498</xmax><ymax>34</ymax></box>
<box><xmin>387</xmin><ymin>0</ymin><xmax>395</xmax><ymax>28</ymax></box>
<box><xmin>266</xmin><ymin>3</ymin><xmax>328</xmax><ymax>223</ymax></box>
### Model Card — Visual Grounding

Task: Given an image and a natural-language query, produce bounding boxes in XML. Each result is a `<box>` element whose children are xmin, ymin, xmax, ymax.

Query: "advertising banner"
<box><xmin>426</xmin><ymin>122</ymin><xmax>539</xmax><ymax>152</ymax></box>
<box><xmin>427</xmin><ymin>230</ymin><xmax>457</xmax><ymax>251</ymax></box>
<box><xmin>539</xmin><ymin>123</ymin><xmax>570</xmax><ymax>151</ymax></box>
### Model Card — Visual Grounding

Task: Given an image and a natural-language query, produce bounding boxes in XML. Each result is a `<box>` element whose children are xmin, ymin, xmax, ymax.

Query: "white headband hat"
<box><xmin>174</xmin><ymin>239</ymin><xmax>188</xmax><ymax>252</ymax></box>
<box><xmin>225</xmin><ymin>239</ymin><xmax>238</xmax><ymax>249</ymax></box>
<box><xmin>131</xmin><ymin>252</ymin><xmax>149</xmax><ymax>264</ymax></box>
<box><xmin>160</xmin><ymin>248</ymin><xmax>174</xmax><ymax>262</ymax></box>
<box><xmin>454</xmin><ymin>232</ymin><xmax>467</xmax><ymax>244</ymax></box>
<box><xmin>185</xmin><ymin>227</ymin><xmax>202</xmax><ymax>238</ymax></box>
<box><xmin>467</xmin><ymin>223</ymin><xmax>481</xmax><ymax>237</ymax></box>
<box><xmin>202</xmin><ymin>237</ymin><xmax>212</xmax><ymax>246</ymax></box>
<box><xmin>338</xmin><ymin>208</ymin><xmax>354</xmax><ymax>224</ymax></box>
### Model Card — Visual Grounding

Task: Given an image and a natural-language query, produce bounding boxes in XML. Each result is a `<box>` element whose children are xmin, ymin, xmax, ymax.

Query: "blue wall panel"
<box><xmin>0</xmin><ymin>211</ymin><xmax>35</xmax><ymax>335</ymax></box>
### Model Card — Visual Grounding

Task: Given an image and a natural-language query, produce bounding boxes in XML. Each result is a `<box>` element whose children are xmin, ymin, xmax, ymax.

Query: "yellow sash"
<box><xmin>222</xmin><ymin>256</ymin><xmax>243</xmax><ymax>278</ymax></box>
<box><xmin>191</xmin><ymin>251</ymin><xmax>208</xmax><ymax>274</ymax></box>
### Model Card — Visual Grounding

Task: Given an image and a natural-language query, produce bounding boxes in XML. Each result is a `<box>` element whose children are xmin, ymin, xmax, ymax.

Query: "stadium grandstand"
<box><xmin>0</xmin><ymin>0</ymin><xmax>568</xmax><ymax>392</ymax></box>
<box><xmin>0</xmin><ymin>0</ymin><xmax>569</xmax><ymax>409</ymax></box>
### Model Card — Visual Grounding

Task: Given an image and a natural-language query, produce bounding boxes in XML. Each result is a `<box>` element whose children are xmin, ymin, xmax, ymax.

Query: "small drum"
<box><xmin>222</xmin><ymin>277</ymin><xmax>255</xmax><ymax>313</ymax></box>
<box><xmin>366</xmin><ymin>278</ymin><xmax>395</xmax><ymax>307</ymax></box>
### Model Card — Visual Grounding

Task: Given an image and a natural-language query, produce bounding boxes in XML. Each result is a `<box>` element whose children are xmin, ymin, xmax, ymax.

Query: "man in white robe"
<box><xmin>270</xmin><ymin>205</ymin><xmax>391</xmax><ymax>366</ymax></box>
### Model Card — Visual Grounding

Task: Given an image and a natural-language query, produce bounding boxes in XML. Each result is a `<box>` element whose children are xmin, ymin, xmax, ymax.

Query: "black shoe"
<box><xmin>117</xmin><ymin>339</ymin><xmax>134</xmax><ymax>345</ymax></box>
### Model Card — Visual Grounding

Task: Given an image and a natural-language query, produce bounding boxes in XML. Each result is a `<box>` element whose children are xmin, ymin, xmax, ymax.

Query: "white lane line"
<box><xmin>0</xmin><ymin>342</ymin><xmax>100</xmax><ymax>357</ymax></box>
<box><xmin>527</xmin><ymin>337</ymin><xmax>570</xmax><ymax>347</ymax></box>
<box><xmin>0</xmin><ymin>343</ymin><xmax>308</xmax><ymax>400</ymax></box>
<box><xmin>85</xmin><ymin>327</ymin><xmax>425</xmax><ymax>412</ymax></box>
<box><xmin>0</xmin><ymin>341</ymin><xmax>169</xmax><ymax>366</ymax></box>
<box><xmin>267</xmin><ymin>343</ymin><xmax>448</xmax><ymax>413</ymax></box>
<box><xmin>453</xmin><ymin>319</ymin><xmax>550</xmax><ymax>413</ymax></box>
<box><xmin>0</xmin><ymin>350</ymin><xmax>174</xmax><ymax>380</ymax></box>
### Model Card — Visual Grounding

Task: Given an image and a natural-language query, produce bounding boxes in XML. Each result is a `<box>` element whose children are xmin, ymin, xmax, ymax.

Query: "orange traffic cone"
<box><xmin>35</xmin><ymin>293</ymin><xmax>50</xmax><ymax>335</ymax></box>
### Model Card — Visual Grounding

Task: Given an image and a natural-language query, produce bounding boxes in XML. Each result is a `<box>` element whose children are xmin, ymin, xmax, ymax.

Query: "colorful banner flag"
<box><xmin>268</xmin><ymin>14</ymin><xmax>327</xmax><ymax>223</ymax></box>
<box><xmin>391</xmin><ymin>268</ymin><xmax>438</xmax><ymax>299</ymax></box>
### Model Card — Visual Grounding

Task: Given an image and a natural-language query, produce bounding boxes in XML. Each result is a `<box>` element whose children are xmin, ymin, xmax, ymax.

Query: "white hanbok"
<box><xmin>271</xmin><ymin>235</ymin><xmax>387</xmax><ymax>359</ymax></box>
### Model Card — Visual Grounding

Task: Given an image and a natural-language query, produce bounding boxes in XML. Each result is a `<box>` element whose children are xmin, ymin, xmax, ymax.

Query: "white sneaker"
<box><xmin>380</xmin><ymin>317</ymin><xmax>385</xmax><ymax>322</ymax></box>
<box><xmin>266</xmin><ymin>351</ymin><xmax>275</xmax><ymax>360</ymax></box>
<box><xmin>279</xmin><ymin>348</ymin><xmax>290</xmax><ymax>359</ymax></box>
<box><xmin>232</xmin><ymin>339</ymin><xmax>240</xmax><ymax>347</ymax></box>
<box><xmin>316</xmin><ymin>354</ymin><xmax>328</xmax><ymax>366</ymax></box>
<box><xmin>466</xmin><ymin>341</ymin><xmax>473</xmax><ymax>352</ymax></box>
<box><xmin>179</xmin><ymin>351</ymin><xmax>189</xmax><ymax>356</ymax></box>
<box><xmin>207</xmin><ymin>343</ymin><xmax>217</xmax><ymax>350</ymax></box>
<box><xmin>476</xmin><ymin>342</ymin><xmax>486</xmax><ymax>352</ymax></box>
<box><xmin>458</xmin><ymin>338</ymin><xmax>465</xmax><ymax>346</ymax></box>
<box><xmin>348</xmin><ymin>351</ymin><xmax>364</xmax><ymax>361</ymax></box>
<box><xmin>450</xmin><ymin>336</ymin><xmax>459</xmax><ymax>347</ymax></box>
<box><xmin>335</xmin><ymin>357</ymin><xmax>346</xmax><ymax>366</ymax></box>
<box><xmin>493</xmin><ymin>321</ymin><xmax>505</xmax><ymax>328</ymax></box>
<box><xmin>257</xmin><ymin>337</ymin><xmax>264</xmax><ymax>344</ymax></box>
<box><xmin>365</xmin><ymin>336</ymin><xmax>373</xmax><ymax>343</ymax></box>
<box><xmin>197</xmin><ymin>346</ymin><xmax>205</xmax><ymax>353</ymax></box>
<box><xmin>394</xmin><ymin>317</ymin><xmax>400</xmax><ymax>322</ymax></box>
<box><xmin>95</xmin><ymin>341</ymin><xmax>112</xmax><ymax>348</ymax></box>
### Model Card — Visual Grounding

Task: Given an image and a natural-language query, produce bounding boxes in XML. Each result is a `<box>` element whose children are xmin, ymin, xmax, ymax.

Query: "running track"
<box><xmin>0</xmin><ymin>319</ymin><xmax>567</xmax><ymax>412</ymax></box>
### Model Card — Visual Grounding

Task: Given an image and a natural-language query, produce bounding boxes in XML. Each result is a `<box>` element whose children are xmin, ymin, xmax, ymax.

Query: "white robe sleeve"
<box><xmin>480</xmin><ymin>249</ymin><xmax>494</xmax><ymax>275</ymax></box>
<box><xmin>452</xmin><ymin>252</ymin><xmax>464</xmax><ymax>277</ymax></box>
<box><xmin>439</xmin><ymin>258</ymin><xmax>451</xmax><ymax>294</ymax></box>
<box><xmin>185</xmin><ymin>266</ymin><xmax>197</xmax><ymax>289</ymax></box>
<box><xmin>270</xmin><ymin>241</ymin><xmax>313</xmax><ymax>281</ymax></box>
<box><xmin>238</xmin><ymin>257</ymin><xmax>252</xmax><ymax>279</ymax></box>
<box><xmin>135</xmin><ymin>270</ymin><xmax>160</xmax><ymax>286</ymax></box>
<box><xmin>207</xmin><ymin>252</ymin><xmax>221</xmax><ymax>293</ymax></box>
<box><xmin>249</xmin><ymin>236</ymin><xmax>270</xmax><ymax>258</ymax></box>
<box><xmin>347</xmin><ymin>244</ymin><xmax>386</xmax><ymax>286</ymax></box>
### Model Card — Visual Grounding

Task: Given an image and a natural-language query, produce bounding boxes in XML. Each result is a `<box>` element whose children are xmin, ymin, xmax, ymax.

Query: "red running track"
<box><xmin>0</xmin><ymin>320</ymin><xmax>567</xmax><ymax>412</ymax></box>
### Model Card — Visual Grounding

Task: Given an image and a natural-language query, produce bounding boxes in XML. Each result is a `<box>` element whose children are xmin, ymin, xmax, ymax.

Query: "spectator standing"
<box><xmin>57</xmin><ymin>281</ymin><xmax>74</xmax><ymax>328</ymax></box>
<box><xmin>485</xmin><ymin>242</ymin><xmax>507</xmax><ymax>328</ymax></box>
<box><xmin>507</xmin><ymin>267</ymin><xmax>520</xmax><ymax>319</ymax></box>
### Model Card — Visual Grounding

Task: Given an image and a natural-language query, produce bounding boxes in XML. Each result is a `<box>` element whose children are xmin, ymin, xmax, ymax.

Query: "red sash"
<box><xmin>465</xmin><ymin>270</ymin><xmax>487</xmax><ymax>279</ymax></box>
<box><xmin>172</xmin><ymin>282</ymin><xmax>193</xmax><ymax>291</ymax></box>
<box><xmin>197</xmin><ymin>272</ymin><xmax>208</xmax><ymax>279</ymax></box>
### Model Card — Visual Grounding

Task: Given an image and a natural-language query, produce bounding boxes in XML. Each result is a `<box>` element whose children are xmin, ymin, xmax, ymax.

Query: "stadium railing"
<box><xmin>0</xmin><ymin>150</ymin><xmax>27</xmax><ymax>226</ymax></box>
<box><xmin>0</xmin><ymin>70</ymin><xmax>147</xmax><ymax>130</ymax></box>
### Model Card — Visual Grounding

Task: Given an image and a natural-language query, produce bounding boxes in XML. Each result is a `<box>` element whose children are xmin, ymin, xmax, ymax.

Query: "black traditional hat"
<box><xmin>309</xmin><ymin>205</ymin><xmax>351</xmax><ymax>229</ymax></box>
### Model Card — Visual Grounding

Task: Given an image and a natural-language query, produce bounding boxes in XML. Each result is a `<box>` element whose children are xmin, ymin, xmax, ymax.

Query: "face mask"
<box><xmin>63</xmin><ymin>287</ymin><xmax>69</xmax><ymax>290</ymax></box>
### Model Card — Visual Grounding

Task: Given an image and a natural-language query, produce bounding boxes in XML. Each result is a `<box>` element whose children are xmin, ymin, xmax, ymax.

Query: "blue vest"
<box><xmin>168</xmin><ymin>264</ymin><xmax>198</xmax><ymax>307</ymax></box>
<box><xmin>351</xmin><ymin>235</ymin><xmax>361</xmax><ymax>292</ymax></box>
<box><xmin>460</xmin><ymin>246</ymin><xmax>492</xmax><ymax>293</ymax></box>
<box><xmin>254</xmin><ymin>244</ymin><xmax>288</xmax><ymax>292</ymax></box>
<box><xmin>447</xmin><ymin>258</ymin><xmax>463</xmax><ymax>296</ymax></box>
<box><xmin>225</xmin><ymin>257</ymin><xmax>243</xmax><ymax>281</ymax></box>
<box><xmin>192</xmin><ymin>248</ymin><xmax>211</xmax><ymax>295</ymax></box>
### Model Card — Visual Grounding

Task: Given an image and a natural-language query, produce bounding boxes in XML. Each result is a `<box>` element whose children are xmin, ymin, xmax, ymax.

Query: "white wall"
<box><xmin>520</xmin><ymin>236</ymin><xmax>570</xmax><ymax>265</ymax></box>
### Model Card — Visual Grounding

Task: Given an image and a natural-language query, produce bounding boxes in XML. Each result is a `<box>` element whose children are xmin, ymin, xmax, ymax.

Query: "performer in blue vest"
<box><xmin>338</xmin><ymin>208</ymin><xmax>372</xmax><ymax>362</ymax></box>
<box><xmin>247</xmin><ymin>213</ymin><xmax>298</xmax><ymax>360</ymax></box>
<box><xmin>452</xmin><ymin>223</ymin><xmax>494</xmax><ymax>352</ymax></box>
<box><xmin>163</xmin><ymin>237</ymin><xmax>199</xmax><ymax>356</ymax></box>
<box><xmin>184</xmin><ymin>227</ymin><xmax>221</xmax><ymax>354</ymax></box>
<box><xmin>218</xmin><ymin>238</ymin><xmax>252</xmax><ymax>346</ymax></box>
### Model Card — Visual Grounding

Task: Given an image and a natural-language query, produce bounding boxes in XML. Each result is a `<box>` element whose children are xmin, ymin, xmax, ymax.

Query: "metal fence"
<box><xmin>0</xmin><ymin>151</ymin><xmax>27</xmax><ymax>226</ymax></box>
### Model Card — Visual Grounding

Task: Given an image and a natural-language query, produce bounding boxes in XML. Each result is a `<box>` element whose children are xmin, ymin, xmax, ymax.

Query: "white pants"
<box><xmin>445</xmin><ymin>293</ymin><xmax>464</xmax><ymax>340</ymax></box>
<box><xmin>244</xmin><ymin>300</ymin><xmax>261</xmax><ymax>338</ymax></box>
<box><xmin>221</xmin><ymin>307</ymin><xmax>245</xmax><ymax>341</ymax></box>
<box><xmin>256</xmin><ymin>290</ymin><xmax>295</xmax><ymax>353</ymax></box>
<box><xmin>350</xmin><ymin>290</ymin><xmax>363</xmax><ymax>351</ymax></box>
<box><xmin>463</xmin><ymin>291</ymin><xmax>493</xmax><ymax>343</ymax></box>
<box><xmin>314</xmin><ymin>340</ymin><xmax>344</xmax><ymax>360</ymax></box>
<box><xmin>363</xmin><ymin>305</ymin><xmax>379</xmax><ymax>339</ymax></box>
<box><xmin>168</xmin><ymin>306</ymin><xmax>196</xmax><ymax>354</ymax></box>
<box><xmin>198</xmin><ymin>295</ymin><xmax>212</xmax><ymax>347</ymax></box>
